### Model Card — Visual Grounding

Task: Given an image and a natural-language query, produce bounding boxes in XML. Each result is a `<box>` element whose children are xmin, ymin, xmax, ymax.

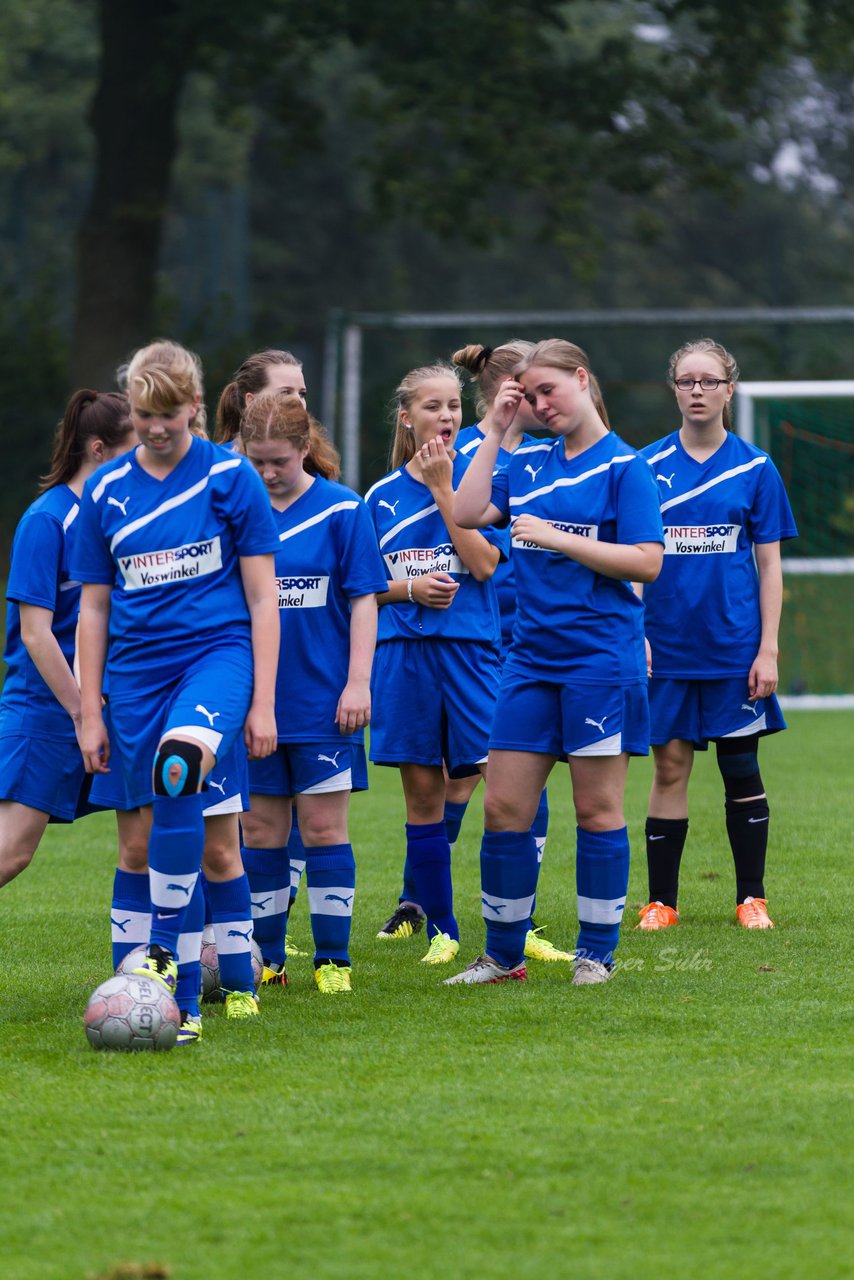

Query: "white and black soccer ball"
<box><xmin>200</xmin><ymin>927</ymin><xmax>263</xmax><ymax>1003</ymax></box>
<box><xmin>84</xmin><ymin>973</ymin><xmax>180</xmax><ymax>1051</ymax></box>
<box><xmin>115</xmin><ymin>945</ymin><xmax>147</xmax><ymax>976</ymax></box>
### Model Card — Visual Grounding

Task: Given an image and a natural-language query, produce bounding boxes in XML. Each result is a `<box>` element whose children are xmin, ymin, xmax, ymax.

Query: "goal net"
<box><xmin>735</xmin><ymin>382</ymin><xmax>854</xmax><ymax>707</ymax></box>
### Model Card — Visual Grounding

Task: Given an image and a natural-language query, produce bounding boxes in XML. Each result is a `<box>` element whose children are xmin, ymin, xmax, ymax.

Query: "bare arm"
<box><xmin>512</xmin><ymin>514</ymin><xmax>663</xmax><ymax>583</ymax></box>
<box><xmin>419</xmin><ymin>438</ymin><xmax>500</xmax><ymax>581</ymax></box>
<box><xmin>77</xmin><ymin>583</ymin><xmax>112</xmax><ymax>772</ymax></box>
<box><xmin>453</xmin><ymin>380</ymin><xmax>525</xmax><ymax>529</ymax></box>
<box><xmin>19</xmin><ymin>604</ymin><xmax>82</xmax><ymax>725</ymax></box>
<box><xmin>239</xmin><ymin>553</ymin><xmax>279</xmax><ymax>758</ymax></box>
<box><xmin>336</xmin><ymin>593</ymin><xmax>378</xmax><ymax>735</ymax></box>
<box><xmin>750</xmin><ymin>541</ymin><xmax>783</xmax><ymax>700</ymax></box>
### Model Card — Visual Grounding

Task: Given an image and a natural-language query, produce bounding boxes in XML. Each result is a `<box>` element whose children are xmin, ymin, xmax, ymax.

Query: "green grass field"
<box><xmin>0</xmin><ymin>712</ymin><xmax>851</xmax><ymax>1280</ymax></box>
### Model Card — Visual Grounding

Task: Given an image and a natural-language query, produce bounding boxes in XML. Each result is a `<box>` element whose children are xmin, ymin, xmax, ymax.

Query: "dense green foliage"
<box><xmin>0</xmin><ymin>713</ymin><xmax>851</xmax><ymax>1279</ymax></box>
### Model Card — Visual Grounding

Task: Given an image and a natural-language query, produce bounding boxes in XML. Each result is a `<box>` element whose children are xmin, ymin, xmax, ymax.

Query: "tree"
<box><xmin>71</xmin><ymin>0</ymin><xmax>826</xmax><ymax>385</ymax></box>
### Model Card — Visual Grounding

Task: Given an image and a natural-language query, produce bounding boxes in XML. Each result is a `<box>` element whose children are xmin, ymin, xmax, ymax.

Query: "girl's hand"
<box><xmin>748</xmin><ymin>650</ymin><xmax>778</xmax><ymax>701</ymax></box>
<box><xmin>482</xmin><ymin>379</ymin><xmax>525</xmax><ymax>438</ymax></box>
<box><xmin>417</xmin><ymin>436</ymin><xmax>454</xmax><ymax>494</ymax></box>
<box><xmin>78</xmin><ymin>712</ymin><xmax>111</xmax><ymax>774</ymax></box>
<box><xmin>336</xmin><ymin>678</ymin><xmax>371</xmax><ymax>735</ymax></box>
<box><xmin>511</xmin><ymin>513</ymin><xmax>561</xmax><ymax>551</ymax></box>
<box><xmin>245</xmin><ymin>702</ymin><xmax>277</xmax><ymax>759</ymax></box>
<box><xmin>411</xmin><ymin>572</ymin><xmax>459</xmax><ymax>609</ymax></box>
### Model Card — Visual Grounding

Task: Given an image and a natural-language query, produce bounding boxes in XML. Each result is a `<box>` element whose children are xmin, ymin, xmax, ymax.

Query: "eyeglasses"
<box><xmin>673</xmin><ymin>378</ymin><xmax>729</xmax><ymax>391</ymax></box>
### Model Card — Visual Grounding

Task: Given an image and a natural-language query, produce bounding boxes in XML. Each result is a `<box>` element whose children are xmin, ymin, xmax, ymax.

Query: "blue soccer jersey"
<box><xmin>1</xmin><ymin>486</ymin><xmax>82</xmax><ymax>739</ymax></box>
<box><xmin>365</xmin><ymin>451</ymin><xmax>508</xmax><ymax>647</ymax></box>
<box><xmin>490</xmin><ymin>432</ymin><xmax>664</xmax><ymax>683</ymax></box>
<box><xmin>71</xmin><ymin>436</ymin><xmax>279</xmax><ymax>687</ymax></box>
<box><xmin>640</xmin><ymin>431</ymin><xmax>798</xmax><ymax>678</ymax></box>
<box><xmin>456</xmin><ymin>424</ymin><xmax>539</xmax><ymax>653</ymax></box>
<box><xmin>269</xmin><ymin>475</ymin><xmax>387</xmax><ymax>741</ymax></box>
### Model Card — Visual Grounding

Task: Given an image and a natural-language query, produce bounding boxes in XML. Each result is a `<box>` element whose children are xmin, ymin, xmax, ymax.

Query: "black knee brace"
<box><xmin>153</xmin><ymin>738</ymin><xmax>203</xmax><ymax>797</ymax></box>
<box><xmin>715</xmin><ymin>735</ymin><xmax>765</xmax><ymax>801</ymax></box>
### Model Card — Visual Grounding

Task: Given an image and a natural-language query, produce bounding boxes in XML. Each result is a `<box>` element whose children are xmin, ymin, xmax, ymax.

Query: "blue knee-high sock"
<box><xmin>148</xmin><ymin>793</ymin><xmax>205</xmax><ymax>953</ymax></box>
<box><xmin>111</xmin><ymin>868</ymin><xmax>151</xmax><ymax>969</ymax></box>
<box><xmin>444</xmin><ymin>800</ymin><xmax>469</xmax><ymax>849</ymax></box>
<box><xmin>242</xmin><ymin>845</ymin><xmax>289</xmax><ymax>969</ymax></box>
<box><xmin>576</xmin><ymin>826</ymin><xmax>629</xmax><ymax>966</ymax></box>
<box><xmin>529</xmin><ymin>788</ymin><xmax>549</xmax><ymax>922</ymax></box>
<box><xmin>287</xmin><ymin>815</ymin><xmax>306</xmax><ymax>910</ymax></box>
<box><xmin>305</xmin><ymin>843</ymin><xmax>356</xmax><ymax>966</ymax></box>
<box><xmin>398</xmin><ymin>852</ymin><xmax>420</xmax><ymax>908</ymax></box>
<box><xmin>406</xmin><ymin>821</ymin><xmax>457</xmax><ymax>940</ymax></box>
<box><xmin>481</xmin><ymin>830</ymin><xmax>539</xmax><ymax>968</ymax></box>
<box><xmin>206</xmin><ymin>874</ymin><xmax>255</xmax><ymax>994</ymax></box>
<box><xmin>175</xmin><ymin>877</ymin><xmax>204</xmax><ymax>1018</ymax></box>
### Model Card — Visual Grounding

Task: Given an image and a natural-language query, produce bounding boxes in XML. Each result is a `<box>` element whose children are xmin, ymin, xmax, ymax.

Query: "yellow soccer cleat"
<box><xmin>524</xmin><ymin>926</ymin><xmax>575</xmax><ymax>963</ymax></box>
<box><xmin>421</xmin><ymin>932</ymin><xmax>460</xmax><ymax>965</ymax></box>
<box><xmin>314</xmin><ymin>962</ymin><xmax>352</xmax><ymax>993</ymax></box>
<box><xmin>225</xmin><ymin>990</ymin><xmax>260</xmax><ymax>1019</ymax></box>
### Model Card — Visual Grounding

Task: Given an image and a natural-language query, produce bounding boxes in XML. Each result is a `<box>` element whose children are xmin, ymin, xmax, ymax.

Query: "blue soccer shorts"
<box><xmin>370</xmin><ymin>637</ymin><xmax>501</xmax><ymax>778</ymax></box>
<box><xmin>248</xmin><ymin>739</ymin><xmax>369</xmax><ymax>797</ymax></box>
<box><xmin>0</xmin><ymin>732</ymin><xmax>95</xmax><ymax>821</ymax></box>
<box><xmin>648</xmin><ymin>676</ymin><xmax>787</xmax><ymax>749</ymax></box>
<box><xmin>104</xmin><ymin>645</ymin><xmax>254</xmax><ymax>808</ymax></box>
<box><xmin>489</xmin><ymin>675</ymin><xmax>650</xmax><ymax>758</ymax></box>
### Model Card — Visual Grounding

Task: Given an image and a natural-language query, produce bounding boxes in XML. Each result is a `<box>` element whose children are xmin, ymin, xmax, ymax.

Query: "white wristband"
<box><xmin>407</xmin><ymin>579</ymin><xmax>414</xmax><ymax>603</ymax></box>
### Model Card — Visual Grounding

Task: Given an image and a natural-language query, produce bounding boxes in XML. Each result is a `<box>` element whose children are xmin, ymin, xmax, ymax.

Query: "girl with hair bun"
<box><xmin>636</xmin><ymin>339</ymin><xmax>797</xmax><ymax>932</ymax></box>
<box><xmin>0</xmin><ymin>389</ymin><xmax>134</xmax><ymax>891</ymax></box>
<box><xmin>366</xmin><ymin>363</ymin><xmax>509</xmax><ymax>966</ymax></box>
<box><xmin>73</xmin><ymin>339</ymin><xmax>280</xmax><ymax>1031</ymax></box>
<box><xmin>449</xmin><ymin>339</ymin><xmax>664</xmax><ymax>987</ymax></box>
<box><xmin>237</xmin><ymin>395</ymin><xmax>387</xmax><ymax>993</ymax></box>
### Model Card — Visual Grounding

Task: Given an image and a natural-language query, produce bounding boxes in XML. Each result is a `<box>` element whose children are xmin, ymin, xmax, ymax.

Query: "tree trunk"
<box><xmin>71</xmin><ymin>1</ymin><xmax>200</xmax><ymax>387</ymax></box>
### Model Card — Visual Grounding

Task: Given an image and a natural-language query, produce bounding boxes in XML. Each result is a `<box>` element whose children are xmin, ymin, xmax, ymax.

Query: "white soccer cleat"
<box><xmin>443</xmin><ymin>955</ymin><xmax>527</xmax><ymax>985</ymax></box>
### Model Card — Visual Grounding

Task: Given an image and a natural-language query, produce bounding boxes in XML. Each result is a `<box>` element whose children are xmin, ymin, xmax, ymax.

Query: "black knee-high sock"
<box><xmin>645</xmin><ymin>817</ymin><xmax>689</xmax><ymax>909</ymax></box>
<box><xmin>725</xmin><ymin>798</ymin><xmax>769</xmax><ymax>903</ymax></box>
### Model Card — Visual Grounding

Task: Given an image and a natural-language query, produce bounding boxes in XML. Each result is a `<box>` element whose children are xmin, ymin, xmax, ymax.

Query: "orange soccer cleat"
<box><xmin>736</xmin><ymin>897</ymin><xmax>774</xmax><ymax>929</ymax></box>
<box><xmin>637</xmin><ymin>901</ymin><xmax>680</xmax><ymax>931</ymax></box>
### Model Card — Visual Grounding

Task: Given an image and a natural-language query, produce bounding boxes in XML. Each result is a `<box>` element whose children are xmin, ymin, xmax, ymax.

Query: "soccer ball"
<box><xmin>115</xmin><ymin>945</ymin><xmax>147</xmax><ymax>976</ymax></box>
<box><xmin>200</xmin><ymin>926</ymin><xmax>263</xmax><ymax>1003</ymax></box>
<box><xmin>84</xmin><ymin>973</ymin><xmax>180</xmax><ymax>1051</ymax></box>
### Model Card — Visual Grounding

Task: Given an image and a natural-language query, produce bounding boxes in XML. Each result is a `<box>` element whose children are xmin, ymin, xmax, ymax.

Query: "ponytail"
<box><xmin>38</xmin><ymin>389</ymin><xmax>132</xmax><ymax>493</ymax></box>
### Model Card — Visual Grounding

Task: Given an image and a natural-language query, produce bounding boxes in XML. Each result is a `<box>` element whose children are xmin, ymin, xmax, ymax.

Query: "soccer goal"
<box><xmin>734</xmin><ymin>381</ymin><xmax>854</xmax><ymax>708</ymax></box>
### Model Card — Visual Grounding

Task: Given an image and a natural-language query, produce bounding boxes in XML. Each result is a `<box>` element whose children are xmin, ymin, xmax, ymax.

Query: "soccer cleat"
<box><xmin>176</xmin><ymin>1011</ymin><xmax>202</xmax><ymax>1045</ymax></box>
<box><xmin>572</xmin><ymin>957</ymin><xmax>612</xmax><ymax>985</ymax></box>
<box><xmin>261</xmin><ymin>963</ymin><xmax>289</xmax><ymax>987</ymax></box>
<box><xmin>225</xmin><ymin>990</ymin><xmax>260</xmax><ymax>1019</ymax></box>
<box><xmin>376</xmin><ymin>903</ymin><xmax>426</xmax><ymax>940</ymax></box>
<box><xmin>132</xmin><ymin>944</ymin><xmax>178</xmax><ymax>995</ymax></box>
<box><xmin>420</xmin><ymin>932</ymin><xmax>460</xmax><ymax>965</ymax></box>
<box><xmin>637</xmin><ymin>901</ymin><xmax>680</xmax><ymax>931</ymax></box>
<box><xmin>736</xmin><ymin>897</ymin><xmax>774</xmax><ymax>929</ymax></box>
<box><xmin>285</xmin><ymin>935</ymin><xmax>309</xmax><ymax>958</ymax></box>
<box><xmin>314</xmin><ymin>962</ymin><xmax>352</xmax><ymax>993</ymax></box>
<box><xmin>524</xmin><ymin>926</ymin><xmax>575</xmax><ymax>962</ymax></box>
<box><xmin>443</xmin><ymin>955</ymin><xmax>527</xmax><ymax>985</ymax></box>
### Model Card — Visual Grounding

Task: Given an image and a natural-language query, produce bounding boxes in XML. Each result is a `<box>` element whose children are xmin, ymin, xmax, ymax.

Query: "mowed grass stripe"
<box><xmin>0</xmin><ymin>711</ymin><xmax>851</xmax><ymax>1280</ymax></box>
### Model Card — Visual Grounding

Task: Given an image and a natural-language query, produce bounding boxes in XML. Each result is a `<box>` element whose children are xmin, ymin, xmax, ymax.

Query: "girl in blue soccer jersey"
<box><xmin>449</xmin><ymin>338</ymin><xmax>664</xmax><ymax>986</ymax></box>
<box><xmin>73</xmin><ymin>339</ymin><xmax>280</xmax><ymax>1029</ymax></box>
<box><xmin>0</xmin><ymin>391</ymin><xmax>134</xmax><ymax>892</ymax></box>
<box><xmin>237</xmin><ymin>395</ymin><xmax>387</xmax><ymax>993</ymax></box>
<box><xmin>636</xmin><ymin>339</ymin><xmax>797</xmax><ymax>933</ymax></box>
<box><xmin>366</xmin><ymin>364</ymin><xmax>509</xmax><ymax>966</ymax></box>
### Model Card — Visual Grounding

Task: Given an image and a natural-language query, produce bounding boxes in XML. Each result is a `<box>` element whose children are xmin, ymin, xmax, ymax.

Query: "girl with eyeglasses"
<box><xmin>636</xmin><ymin>338</ymin><xmax>798</xmax><ymax>933</ymax></box>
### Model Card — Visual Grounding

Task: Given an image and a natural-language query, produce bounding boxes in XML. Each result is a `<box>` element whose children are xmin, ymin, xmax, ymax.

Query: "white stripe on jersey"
<box><xmin>364</xmin><ymin>470</ymin><xmax>402</xmax><ymax>502</ymax></box>
<box><xmin>62</xmin><ymin>503</ymin><xmax>80</xmax><ymax>532</ymax></box>
<box><xmin>659</xmin><ymin>456</ymin><xmax>767</xmax><ymax>514</ymax></box>
<box><xmin>278</xmin><ymin>500</ymin><xmax>359</xmax><ymax>544</ymax></box>
<box><xmin>379</xmin><ymin>502</ymin><xmax>439</xmax><ymax>550</ymax></box>
<box><xmin>92</xmin><ymin>461</ymin><xmax>132</xmax><ymax>504</ymax></box>
<box><xmin>458</xmin><ymin>436</ymin><xmax>482</xmax><ymax>455</ymax></box>
<box><xmin>109</xmin><ymin>457</ymin><xmax>242</xmax><ymax>553</ymax></box>
<box><xmin>515</xmin><ymin>443</ymin><xmax>553</xmax><ymax>455</ymax></box>
<box><xmin>646</xmin><ymin>444</ymin><xmax>677</xmax><ymax>467</ymax></box>
<box><xmin>508</xmin><ymin>454</ymin><xmax>635</xmax><ymax>508</ymax></box>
